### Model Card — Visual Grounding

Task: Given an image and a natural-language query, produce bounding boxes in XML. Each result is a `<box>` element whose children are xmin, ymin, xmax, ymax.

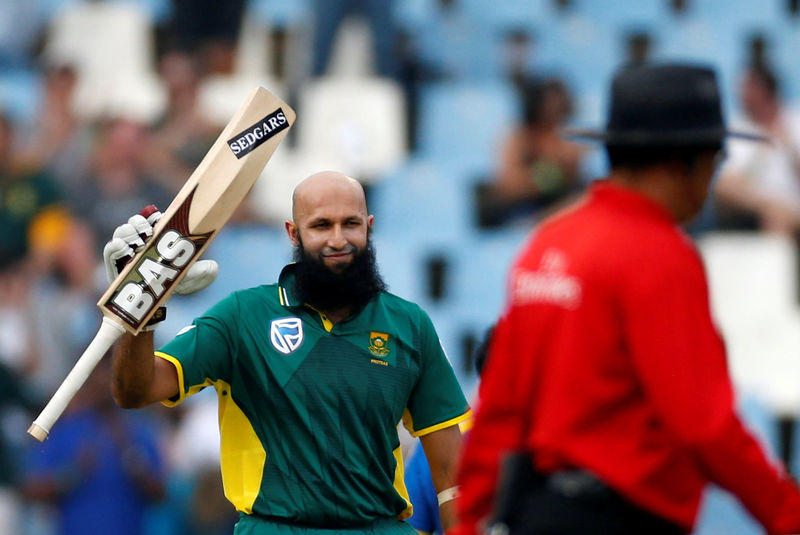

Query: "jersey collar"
<box><xmin>277</xmin><ymin>263</ymin><xmax>302</xmax><ymax>308</ymax></box>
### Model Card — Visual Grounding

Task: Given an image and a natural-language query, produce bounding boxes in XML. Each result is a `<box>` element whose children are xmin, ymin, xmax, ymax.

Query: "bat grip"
<box><xmin>27</xmin><ymin>317</ymin><xmax>126</xmax><ymax>441</ymax></box>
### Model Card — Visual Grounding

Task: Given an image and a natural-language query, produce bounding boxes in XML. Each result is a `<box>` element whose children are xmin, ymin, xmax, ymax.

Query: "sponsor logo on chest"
<box><xmin>270</xmin><ymin>317</ymin><xmax>304</xmax><ymax>354</ymax></box>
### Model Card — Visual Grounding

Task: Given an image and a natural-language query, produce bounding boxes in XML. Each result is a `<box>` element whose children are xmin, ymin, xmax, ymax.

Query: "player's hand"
<box><xmin>102</xmin><ymin>205</ymin><xmax>218</xmax><ymax>295</ymax></box>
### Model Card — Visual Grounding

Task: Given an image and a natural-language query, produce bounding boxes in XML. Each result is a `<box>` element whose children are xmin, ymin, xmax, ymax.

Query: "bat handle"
<box><xmin>27</xmin><ymin>317</ymin><xmax>126</xmax><ymax>442</ymax></box>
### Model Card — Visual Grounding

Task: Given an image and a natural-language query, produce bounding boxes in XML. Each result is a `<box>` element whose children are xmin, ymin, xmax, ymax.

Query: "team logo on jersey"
<box><xmin>270</xmin><ymin>317</ymin><xmax>304</xmax><ymax>355</ymax></box>
<box><xmin>368</xmin><ymin>332</ymin><xmax>390</xmax><ymax>357</ymax></box>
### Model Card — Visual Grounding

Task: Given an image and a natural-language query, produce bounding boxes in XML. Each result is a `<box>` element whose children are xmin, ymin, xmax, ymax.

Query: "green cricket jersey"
<box><xmin>156</xmin><ymin>264</ymin><xmax>471</xmax><ymax>529</ymax></box>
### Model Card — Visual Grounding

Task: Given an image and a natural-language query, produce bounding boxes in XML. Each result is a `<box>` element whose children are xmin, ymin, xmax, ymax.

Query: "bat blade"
<box><xmin>28</xmin><ymin>86</ymin><xmax>294</xmax><ymax>441</ymax></box>
<box><xmin>99</xmin><ymin>86</ymin><xmax>295</xmax><ymax>333</ymax></box>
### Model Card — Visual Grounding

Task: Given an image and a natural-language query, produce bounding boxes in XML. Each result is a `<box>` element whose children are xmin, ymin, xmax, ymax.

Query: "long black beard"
<box><xmin>292</xmin><ymin>238</ymin><xmax>386</xmax><ymax>313</ymax></box>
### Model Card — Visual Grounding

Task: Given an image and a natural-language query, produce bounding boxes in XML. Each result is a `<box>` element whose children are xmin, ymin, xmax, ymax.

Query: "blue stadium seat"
<box><xmin>393</xmin><ymin>0</ymin><xmax>440</xmax><ymax>31</ymax></box>
<box><xmin>768</xmin><ymin>23</ymin><xmax>800</xmax><ymax>102</ymax></box>
<box><xmin>536</xmin><ymin>15</ymin><xmax>618</xmax><ymax>102</ymax></box>
<box><xmin>415</xmin><ymin>81</ymin><xmax>519</xmax><ymax>177</ymax></box>
<box><xmin>459</xmin><ymin>0</ymin><xmax>547</xmax><ymax>41</ymax></box>
<box><xmin>652</xmin><ymin>17</ymin><xmax>741</xmax><ymax>117</ymax></box>
<box><xmin>370</xmin><ymin>156</ymin><xmax>477</xmax><ymax>243</ymax></box>
<box><xmin>370</xmin><ymin>233</ymin><xmax>434</xmax><ymax>308</ymax></box>
<box><xmin>687</xmin><ymin>0</ymin><xmax>783</xmax><ymax>34</ymax></box>
<box><xmin>206</xmin><ymin>224</ymin><xmax>294</xmax><ymax>297</ymax></box>
<box><xmin>574</xmin><ymin>0</ymin><xmax>667</xmax><ymax>29</ymax></box>
<box><xmin>449</xmin><ymin>226</ymin><xmax>530</xmax><ymax>327</ymax></box>
<box><xmin>425</xmin><ymin>308</ymin><xmax>476</xmax><ymax>387</ymax></box>
<box><xmin>399</xmin><ymin>0</ymin><xmax>500</xmax><ymax>82</ymax></box>
<box><xmin>248</xmin><ymin>0</ymin><xmax>312</xmax><ymax>26</ymax></box>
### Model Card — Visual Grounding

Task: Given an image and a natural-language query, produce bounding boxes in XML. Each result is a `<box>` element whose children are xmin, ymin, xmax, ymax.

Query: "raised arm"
<box><xmin>104</xmin><ymin>208</ymin><xmax>217</xmax><ymax>408</ymax></box>
<box><xmin>112</xmin><ymin>332</ymin><xmax>179</xmax><ymax>408</ymax></box>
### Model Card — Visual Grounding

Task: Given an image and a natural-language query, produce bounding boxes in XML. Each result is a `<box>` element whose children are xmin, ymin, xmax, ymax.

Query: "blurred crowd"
<box><xmin>3</xmin><ymin>1</ymin><xmax>800</xmax><ymax>534</ymax></box>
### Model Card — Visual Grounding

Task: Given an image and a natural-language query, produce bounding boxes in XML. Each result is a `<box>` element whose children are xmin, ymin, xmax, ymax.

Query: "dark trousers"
<box><xmin>491</xmin><ymin>454</ymin><xmax>686</xmax><ymax>535</ymax></box>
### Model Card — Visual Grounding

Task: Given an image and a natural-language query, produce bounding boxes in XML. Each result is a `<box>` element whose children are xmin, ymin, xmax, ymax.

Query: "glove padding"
<box><xmin>102</xmin><ymin>207</ymin><xmax>218</xmax><ymax>296</ymax></box>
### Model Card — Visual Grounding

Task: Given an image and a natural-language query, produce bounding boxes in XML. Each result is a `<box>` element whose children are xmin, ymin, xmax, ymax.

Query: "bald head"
<box><xmin>285</xmin><ymin>171</ymin><xmax>373</xmax><ymax>263</ymax></box>
<box><xmin>291</xmin><ymin>171</ymin><xmax>367</xmax><ymax>222</ymax></box>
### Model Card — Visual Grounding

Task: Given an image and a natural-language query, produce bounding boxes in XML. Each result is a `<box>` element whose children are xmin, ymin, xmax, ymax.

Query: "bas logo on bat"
<box><xmin>227</xmin><ymin>108</ymin><xmax>289</xmax><ymax>158</ymax></box>
<box><xmin>105</xmin><ymin>192</ymin><xmax>210</xmax><ymax>327</ymax></box>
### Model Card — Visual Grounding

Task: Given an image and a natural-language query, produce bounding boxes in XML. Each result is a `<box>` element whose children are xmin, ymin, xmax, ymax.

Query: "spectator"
<box><xmin>148</xmin><ymin>50</ymin><xmax>217</xmax><ymax>191</ymax></box>
<box><xmin>161</xmin><ymin>0</ymin><xmax>246</xmax><ymax>75</ymax></box>
<box><xmin>311</xmin><ymin>0</ymin><xmax>399</xmax><ymax>79</ymax></box>
<box><xmin>22</xmin><ymin>357</ymin><xmax>166</xmax><ymax>535</ymax></box>
<box><xmin>68</xmin><ymin>116</ymin><xmax>173</xmax><ymax>241</ymax></box>
<box><xmin>0</xmin><ymin>260</ymin><xmax>40</xmax><ymax>535</ymax></box>
<box><xmin>16</xmin><ymin>61</ymin><xmax>94</xmax><ymax>192</ymax></box>
<box><xmin>0</xmin><ymin>111</ymin><xmax>72</xmax><ymax>276</ymax></box>
<box><xmin>713</xmin><ymin>62</ymin><xmax>800</xmax><ymax>233</ymax></box>
<box><xmin>477</xmin><ymin>77</ymin><xmax>586</xmax><ymax>228</ymax></box>
<box><xmin>26</xmin><ymin>219</ymin><xmax>102</xmax><ymax>400</ymax></box>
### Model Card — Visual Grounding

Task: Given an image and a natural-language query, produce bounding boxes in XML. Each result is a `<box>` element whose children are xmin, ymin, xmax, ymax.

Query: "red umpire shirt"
<box><xmin>456</xmin><ymin>181</ymin><xmax>800</xmax><ymax>534</ymax></box>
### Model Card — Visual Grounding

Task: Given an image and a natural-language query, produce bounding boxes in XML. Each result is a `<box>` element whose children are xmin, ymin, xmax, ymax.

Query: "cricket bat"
<box><xmin>28</xmin><ymin>86</ymin><xmax>295</xmax><ymax>441</ymax></box>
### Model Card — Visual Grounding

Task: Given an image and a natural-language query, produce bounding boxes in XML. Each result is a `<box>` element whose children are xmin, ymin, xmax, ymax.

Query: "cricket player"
<box><xmin>455</xmin><ymin>64</ymin><xmax>800</xmax><ymax>535</ymax></box>
<box><xmin>108</xmin><ymin>171</ymin><xmax>471</xmax><ymax>534</ymax></box>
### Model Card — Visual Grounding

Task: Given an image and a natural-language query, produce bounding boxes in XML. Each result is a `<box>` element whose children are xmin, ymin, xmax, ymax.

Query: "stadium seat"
<box><xmin>460</xmin><ymin>0</ymin><xmax>547</xmax><ymax>33</ymax></box>
<box><xmin>574</xmin><ymin>0</ymin><xmax>666</xmax><ymax>29</ymax></box>
<box><xmin>652</xmin><ymin>17</ymin><xmax>741</xmax><ymax>116</ymax></box>
<box><xmin>536</xmin><ymin>13</ymin><xmax>618</xmax><ymax>102</ymax></box>
<box><xmin>370</xmin><ymin>156</ymin><xmax>475</xmax><ymax>243</ymax></box>
<box><xmin>697</xmin><ymin>232</ymin><xmax>800</xmax><ymax>415</ymax></box>
<box><xmin>296</xmin><ymin>76</ymin><xmax>407</xmax><ymax>182</ymax></box>
<box><xmin>398</xmin><ymin>0</ymin><xmax>498</xmax><ymax>82</ymax></box>
<box><xmin>449</xmin><ymin>226</ymin><xmax>530</xmax><ymax>326</ymax></box>
<box><xmin>248</xmin><ymin>0</ymin><xmax>312</xmax><ymax>27</ymax></box>
<box><xmin>196</xmin><ymin>73</ymin><xmax>286</xmax><ymax>127</ymax></box>
<box><xmin>43</xmin><ymin>0</ymin><xmax>164</xmax><ymax>122</ymax></box>
<box><xmin>415</xmin><ymin>81</ymin><xmax>518</xmax><ymax>178</ymax></box>
<box><xmin>238</xmin><ymin>0</ymin><xmax>314</xmax><ymax>84</ymax></box>
<box><xmin>370</xmin><ymin>234</ymin><xmax>431</xmax><ymax>307</ymax></box>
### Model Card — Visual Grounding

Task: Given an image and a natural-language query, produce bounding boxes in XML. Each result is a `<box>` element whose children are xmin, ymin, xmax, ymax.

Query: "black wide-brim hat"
<box><xmin>567</xmin><ymin>63</ymin><xmax>767</xmax><ymax>146</ymax></box>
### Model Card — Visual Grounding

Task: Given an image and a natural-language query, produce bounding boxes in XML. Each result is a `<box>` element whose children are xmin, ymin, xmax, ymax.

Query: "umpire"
<box><xmin>455</xmin><ymin>64</ymin><xmax>800</xmax><ymax>534</ymax></box>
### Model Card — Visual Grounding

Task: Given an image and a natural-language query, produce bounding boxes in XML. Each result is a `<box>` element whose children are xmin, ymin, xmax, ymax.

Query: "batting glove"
<box><xmin>102</xmin><ymin>206</ymin><xmax>218</xmax><ymax>329</ymax></box>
